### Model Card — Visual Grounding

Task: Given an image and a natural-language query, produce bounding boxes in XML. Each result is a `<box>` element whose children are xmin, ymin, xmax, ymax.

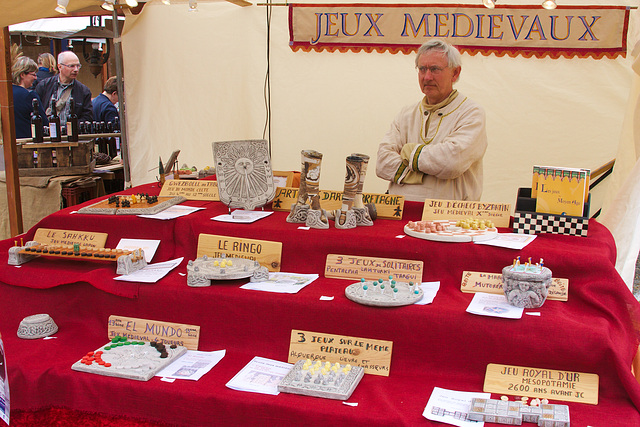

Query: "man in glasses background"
<box><xmin>376</xmin><ymin>39</ymin><xmax>488</xmax><ymax>202</ymax></box>
<box><xmin>36</xmin><ymin>51</ymin><xmax>94</xmax><ymax>124</ymax></box>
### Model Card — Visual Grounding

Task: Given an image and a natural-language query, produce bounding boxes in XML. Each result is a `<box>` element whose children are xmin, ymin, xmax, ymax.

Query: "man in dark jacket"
<box><xmin>93</xmin><ymin>76</ymin><xmax>119</xmax><ymax>125</ymax></box>
<box><xmin>35</xmin><ymin>51</ymin><xmax>93</xmax><ymax>123</ymax></box>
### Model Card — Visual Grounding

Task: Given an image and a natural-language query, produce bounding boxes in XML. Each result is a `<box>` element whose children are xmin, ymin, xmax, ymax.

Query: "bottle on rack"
<box><xmin>66</xmin><ymin>97</ymin><xmax>79</xmax><ymax>142</ymax></box>
<box><xmin>30</xmin><ymin>98</ymin><xmax>44</xmax><ymax>143</ymax></box>
<box><xmin>48</xmin><ymin>98</ymin><xmax>62</xmax><ymax>142</ymax></box>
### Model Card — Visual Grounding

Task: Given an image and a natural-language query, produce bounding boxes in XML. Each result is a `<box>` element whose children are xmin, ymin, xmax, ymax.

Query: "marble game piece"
<box><xmin>8</xmin><ymin>240</ymin><xmax>39</xmax><ymax>265</ymax></box>
<box><xmin>71</xmin><ymin>336</ymin><xmax>187</xmax><ymax>381</ymax></box>
<box><xmin>502</xmin><ymin>257</ymin><xmax>552</xmax><ymax>308</ymax></box>
<box><xmin>212</xmin><ymin>139</ymin><xmax>276</xmax><ymax>211</ymax></box>
<box><xmin>286</xmin><ymin>150</ymin><xmax>329</xmax><ymax>229</ymax></box>
<box><xmin>334</xmin><ymin>155</ymin><xmax>362</xmax><ymax>230</ymax></box>
<box><xmin>186</xmin><ymin>254</ymin><xmax>267</xmax><ymax>287</ymax></box>
<box><xmin>345</xmin><ymin>276</ymin><xmax>423</xmax><ymax>307</ymax></box>
<box><xmin>17</xmin><ymin>314</ymin><xmax>58</xmax><ymax>339</ymax></box>
<box><xmin>116</xmin><ymin>248</ymin><xmax>148</xmax><ymax>275</ymax></box>
<box><xmin>278</xmin><ymin>359</ymin><xmax>364</xmax><ymax>400</ymax></box>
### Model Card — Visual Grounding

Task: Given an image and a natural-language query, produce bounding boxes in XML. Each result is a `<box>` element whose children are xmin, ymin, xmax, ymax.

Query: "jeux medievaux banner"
<box><xmin>289</xmin><ymin>4</ymin><xmax>630</xmax><ymax>59</ymax></box>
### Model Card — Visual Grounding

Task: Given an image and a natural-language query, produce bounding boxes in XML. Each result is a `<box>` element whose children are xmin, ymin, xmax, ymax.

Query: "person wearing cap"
<box><xmin>376</xmin><ymin>39</ymin><xmax>488</xmax><ymax>202</ymax></box>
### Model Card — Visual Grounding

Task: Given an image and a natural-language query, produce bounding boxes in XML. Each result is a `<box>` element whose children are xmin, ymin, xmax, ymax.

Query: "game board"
<box><xmin>278</xmin><ymin>359</ymin><xmax>364</xmax><ymax>400</ymax></box>
<box><xmin>71</xmin><ymin>336</ymin><xmax>187</xmax><ymax>381</ymax></box>
<box><xmin>8</xmin><ymin>241</ymin><xmax>147</xmax><ymax>275</ymax></box>
<box><xmin>77</xmin><ymin>194</ymin><xmax>186</xmax><ymax>215</ymax></box>
<box><xmin>186</xmin><ymin>254</ymin><xmax>268</xmax><ymax>287</ymax></box>
<box><xmin>345</xmin><ymin>277</ymin><xmax>423</xmax><ymax>307</ymax></box>
<box><xmin>467</xmin><ymin>398</ymin><xmax>569</xmax><ymax>426</ymax></box>
<box><xmin>404</xmin><ymin>219</ymin><xmax>498</xmax><ymax>243</ymax></box>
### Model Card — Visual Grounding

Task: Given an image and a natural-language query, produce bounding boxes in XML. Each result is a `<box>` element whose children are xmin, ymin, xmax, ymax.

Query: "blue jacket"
<box><xmin>35</xmin><ymin>75</ymin><xmax>93</xmax><ymax>123</ymax></box>
<box><xmin>92</xmin><ymin>93</ymin><xmax>119</xmax><ymax>125</ymax></box>
<box><xmin>12</xmin><ymin>85</ymin><xmax>49</xmax><ymax>139</ymax></box>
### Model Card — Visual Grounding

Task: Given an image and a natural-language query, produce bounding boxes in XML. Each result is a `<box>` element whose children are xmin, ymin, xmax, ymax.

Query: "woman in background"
<box><xmin>32</xmin><ymin>52</ymin><xmax>56</xmax><ymax>90</ymax></box>
<box><xmin>12</xmin><ymin>56</ymin><xmax>48</xmax><ymax>139</ymax></box>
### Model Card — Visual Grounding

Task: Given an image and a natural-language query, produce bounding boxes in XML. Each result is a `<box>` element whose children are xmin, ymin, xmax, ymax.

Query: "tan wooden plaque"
<box><xmin>159</xmin><ymin>179</ymin><xmax>219</xmax><ymax>201</ymax></box>
<box><xmin>460</xmin><ymin>271</ymin><xmax>568</xmax><ymax>302</ymax></box>
<box><xmin>422</xmin><ymin>198</ymin><xmax>511</xmax><ymax>227</ymax></box>
<box><xmin>197</xmin><ymin>233</ymin><xmax>282</xmax><ymax>272</ymax></box>
<box><xmin>484</xmin><ymin>363</ymin><xmax>598</xmax><ymax>405</ymax></box>
<box><xmin>324</xmin><ymin>254</ymin><xmax>423</xmax><ymax>282</ymax></box>
<box><xmin>272</xmin><ymin>187</ymin><xmax>405</xmax><ymax>220</ymax></box>
<box><xmin>108</xmin><ymin>315</ymin><xmax>200</xmax><ymax>350</ymax></box>
<box><xmin>33</xmin><ymin>228</ymin><xmax>107</xmax><ymax>249</ymax></box>
<box><xmin>288</xmin><ymin>329</ymin><xmax>392</xmax><ymax>376</ymax></box>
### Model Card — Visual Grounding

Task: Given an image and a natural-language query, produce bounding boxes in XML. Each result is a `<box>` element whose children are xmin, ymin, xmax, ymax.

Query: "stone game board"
<box><xmin>71</xmin><ymin>337</ymin><xmax>187</xmax><ymax>381</ymax></box>
<box><xmin>77</xmin><ymin>195</ymin><xmax>186</xmax><ymax>215</ymax></box>
<box><xmin>278</xmin><ymin>359</ymin><xmax>365</xmax><ymax>400</ymax></box>
<box><xmin>345</xmin><ymin>279</ymin><xmax>424</xmax><ymax>307</ymax></box>
<box><xmin>404</xmin><ymin>220</ymin><xmax>498</xmax><ymax>243</ymax></box>
<box><xmin>186</xmin><ymin>255</ymin><xmax>265</xmax><ymax>286</ymax></box>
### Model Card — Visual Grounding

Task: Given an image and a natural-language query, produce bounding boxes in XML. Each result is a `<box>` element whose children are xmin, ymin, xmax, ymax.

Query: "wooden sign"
<box><xmin>271</xmin><ymin>187</ymin><xmax>405</xmax><ymax>220</ymax></box>
<box><xmin>325</xmin><ymin>254</ymin><xmax>423</xmax><ymax>282</ymax></box>
<box><xmin>422</xmin><ymin>198</ymin><xmax>511</xmax><ymax>228</ymax></box>
<box><xmin>484</xmin><ymin>363</ymin><xmax>599</xmax><ymax>405</ymax></box>
<box><xmin>33</xmin><ymin>228</ymin><xmax>107</xmax><ymax>249</ymax></box>
<box><xmin>197</xmin><ymin>233</ymin><xmax>282</xmax><ymax>272</ymax></box>
<box><xmin>460</xmin><ymin>271</ymin><xmax>568</xmax><ymax>302</ymax></box>
<box><xmin>159</xmin><ymin>180</ymin><xmax>219</xmax><ymax>201</ymax></box>
<box><xmin>108</xmin><ymin>315</ymin><xmax>200</xmax><ymax>350</ymax></box>
<box><xmin>288</xmin><ymin>329</ymin><xmax>393</xmax><ymax>376</ymax></box>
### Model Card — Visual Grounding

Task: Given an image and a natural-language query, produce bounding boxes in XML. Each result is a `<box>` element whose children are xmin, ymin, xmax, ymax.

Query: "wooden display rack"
<box><xmin>16</xmin><ymin>141</ymin><xmax>94</xmax><ymax>177</ymax></box>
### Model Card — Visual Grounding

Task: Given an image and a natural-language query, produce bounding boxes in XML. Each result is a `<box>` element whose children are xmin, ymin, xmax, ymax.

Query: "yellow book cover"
<box><xmin>535</xmin><ymin>167</ymin><xmax>587</xmax><ymax>217</ymax></box>
<box><xmin>531</xmin><ymin>165</ymin><xmax>541</xmax><ymax>198</ymax></box>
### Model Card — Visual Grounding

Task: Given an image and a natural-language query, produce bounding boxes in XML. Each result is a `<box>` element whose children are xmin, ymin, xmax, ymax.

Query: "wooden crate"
<box><xmin>17</xmin><ymin>142</ymin><xmax>95</xmax><ymax>177</ymax></box>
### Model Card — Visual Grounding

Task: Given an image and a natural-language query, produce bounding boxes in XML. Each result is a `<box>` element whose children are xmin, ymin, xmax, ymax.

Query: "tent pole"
<box><xmin>111</xmin><ymin>9</ymin><xmax>131</xmax><ymax>188</ymax></box>
<box><xmin>0</xmin><ymin>26</ymin><xmax>24</xmax><ymax>236</ymax></box>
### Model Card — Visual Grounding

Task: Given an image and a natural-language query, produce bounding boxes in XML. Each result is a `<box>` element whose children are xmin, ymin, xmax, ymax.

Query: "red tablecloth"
<box><xmin>0</xmin><ymin>182</ymin><xmax>639</xmax><ymax>426</ymax></box>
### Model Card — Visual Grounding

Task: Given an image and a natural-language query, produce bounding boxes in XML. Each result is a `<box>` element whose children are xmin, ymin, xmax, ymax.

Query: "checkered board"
<box><xmin>513</xmin><ymin>212</ymin><xmax>588</xmax><ymax>237</ymax></box>
<box><xmin>404</xmin><ymin>220</ymin><xmax>498</xmax><ymax>243</ymax></box>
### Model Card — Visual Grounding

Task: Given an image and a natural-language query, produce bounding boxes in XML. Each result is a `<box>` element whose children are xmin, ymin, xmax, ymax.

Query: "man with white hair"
<box><xmin>376</xmin><ymin>39</ymin><xmax>488</xmax><ymax>202</ymax></box>
<box><xmin>36</xmin><ymin>51</ymin><xmax>93</xmax><ymax>124</ymax></box>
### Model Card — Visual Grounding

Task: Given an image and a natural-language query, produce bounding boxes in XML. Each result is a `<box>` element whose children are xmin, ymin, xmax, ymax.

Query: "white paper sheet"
<box><xmin>240</xmin><ymin>273</ymin><xmax>318</xmax><ymax>294</ymax></box>
<box><xmin>116</xmin><ymin>238</ymin><xmax>160</xmax><ymax>263</ymax></box>
<box><xmin>466</xmin><ymin>292</ymin><xmax>523</xmax><ymax>319</ymax></box>
<box><xmin>474</xmin><ymin>233</ymin><xmax>537</xmax><ymax>250</ymax></box>
<box><xmin>226</xmin><ymin>356</ymin><xmax>293</xmax><ymax>395</ymax></box>
<box><xmin>423</xmin><ymin>387</ymin><xmax>490</xmax><ymax>427</ymax></box>
<box><xmin>137</xmin><ymin>205</ymin><xmax>204</xmax><ymax>220</ymax></box>
<box><xmin>114</xmin><ymin>257</ymin><xmax>184</xmax><ymax>283</ymax></box>
<box><xmin>414</xmin><ymin>281</ymin><xmax>440</xmax><ymax>305</ymax></box>
<box><xmin>156</xmin><ymin>349</ymin><xmax>226</xmax><ymax>381</ymax></box>
<box><xmin>212</xmin><ymin>210</ymin><xmax>273</xmax><ymax>223</ymax></box>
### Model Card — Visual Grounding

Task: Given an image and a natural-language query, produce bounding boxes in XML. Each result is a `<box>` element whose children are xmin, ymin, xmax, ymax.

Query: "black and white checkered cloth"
<box><xmin>513</xmin><ymin>212</ymin><xmax>588</xmax><ymax>237</ymax></box>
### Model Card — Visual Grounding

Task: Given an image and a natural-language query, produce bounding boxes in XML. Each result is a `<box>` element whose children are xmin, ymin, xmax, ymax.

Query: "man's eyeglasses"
<box><xmin>417</xmin><ymin>66</ymin><xmax>446</xmax><ymax>75</ymax></box>
<box><xmin>60</xmin><ymin>63</ymin><xmax>82</xmax><ymax>70</ymax></box>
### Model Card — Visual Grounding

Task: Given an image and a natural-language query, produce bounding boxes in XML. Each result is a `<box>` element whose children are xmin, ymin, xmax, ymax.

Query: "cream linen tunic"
<box><xmin>376</xmin><ymin>94</ymin><xmax>488</xmax><ymax>202</ymax></box>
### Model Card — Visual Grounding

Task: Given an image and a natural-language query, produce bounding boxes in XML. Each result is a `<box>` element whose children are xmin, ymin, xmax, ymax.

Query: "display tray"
<box><xmin>345</xmin><ymin>280</ymin><xmax>423</xmax><ymax>307</ymax></box>
<box><xmin>404</xmin><ymin>220</ymin><xmax>498</xmax><ymax>243</ymax></box>
<box><xmin>71</xmin><ymin>338</ymin><xmax>187</xmax><ymax>382</ymax></box>
<box><xmin>77</xmin><ymin>195</ymin><xmax>186</xmax><ymax>215</ymax></box>
<box><xmin>17</xmin><ymin>243</ymin><xmax>135</xmax><ymax>262</ymax></box>
<box><xmin>278</xmin><ymin>359</ymin><xmax>365</xmax><ymax>401</ymax></box>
